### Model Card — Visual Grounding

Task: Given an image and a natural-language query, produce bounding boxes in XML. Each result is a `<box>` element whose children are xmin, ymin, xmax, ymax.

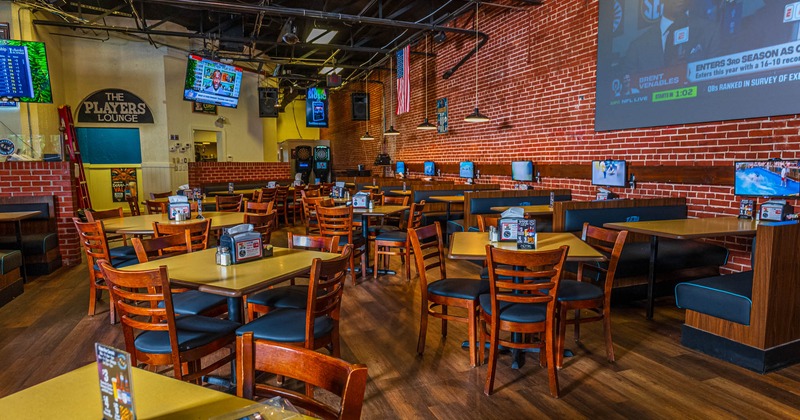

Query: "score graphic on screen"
<box><xmin>0</xmin><ymin>45</ymin><xmax>35</xmax><ymax>99</ymax></box>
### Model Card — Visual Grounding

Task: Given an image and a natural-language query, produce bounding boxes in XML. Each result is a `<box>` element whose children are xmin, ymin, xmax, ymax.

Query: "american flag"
<box><xmin>396</xmin><ymin>45</ymin><xmax>410</xmax><ymax>115</ymax></box>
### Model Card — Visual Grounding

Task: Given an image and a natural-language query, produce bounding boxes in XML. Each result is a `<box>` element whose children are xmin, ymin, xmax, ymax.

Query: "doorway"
<box><xmin>192</xmin><ymin>129</ymin><xmax>223</xmax><ymax>162</ymax></box>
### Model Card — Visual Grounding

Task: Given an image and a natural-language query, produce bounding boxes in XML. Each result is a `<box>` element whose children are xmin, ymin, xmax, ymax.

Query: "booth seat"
<box><xmin>675</xmin><ymin>271</ymin><xmax>753</xmax><ymax>325</ymax></box>
<box><xmin>0</xmin><ymin>196</ymin><xmax>62</xmax><ymax>276</ymax></box>
<box><xmin>0</xmin><ymin>250</ymin><xmax>23</xmax><ymax>307</ymax></box>
<box><xmin>447</xmin><ymin>189</ymin><xmax>572</xmax><ymax>235</ymax></box>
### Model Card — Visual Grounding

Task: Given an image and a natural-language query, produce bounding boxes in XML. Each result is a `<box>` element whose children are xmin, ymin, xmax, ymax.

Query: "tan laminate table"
<box><xmin>0</xmin><ymin>210</ymin><xmax>41</xmax><ymax>281</ymax></box>
<box><xmin>428</xmin><ymin>195</ymin><xmax>465</xmax><ymax>221</ymax></box>
<box><xmin>389</xmin><ymin>190</ymin><xmax>413</xmax><ymax>196</ymax></box>
<box><xmin>448</xmin><ymin>231</ymin><xmax>605</xmax><ymax>262</ymax></box>
<box><xmin>489</xmin><ymin>204</ymin><xmax>554</xmax><ymax>217</ymax></box>
<box><xmin>102</xmin><ymin>211</ymin><xmax>246</xmax><ymax>235</ymax></box>
<box><xmin>603</xmin><ymin>216</ymin><xmax>759</xmax><ymax>319</ymax></box>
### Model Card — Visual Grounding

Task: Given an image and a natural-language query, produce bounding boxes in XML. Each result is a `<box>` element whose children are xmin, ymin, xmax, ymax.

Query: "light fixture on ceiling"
<box><xmin>360</xmin><ymin>74</ymin><xmax>375</xmax><ymax>141</ymax></box>
<box><xmin>384</xmin><ymin>53</ymin><xmax>400</xmax><ymax>137</ymax></box>
<box><xmin>417</xmin><ymin>34</ymin><xmax>437</xmax><ymax>131</ymax></box>
<box><xmin>465</xmin><ymin>2</ymin><xmax>489</xmax><ymax>123</ymax></box>
<box><xmin>279</xmin><ymin>18</ymin><xmax>299</xmax><ymax>45</ymax></box>
<box><xmin>306</xmin><ymin>27</ymin><xmax>338</xmax><ymax>45</ymax></box>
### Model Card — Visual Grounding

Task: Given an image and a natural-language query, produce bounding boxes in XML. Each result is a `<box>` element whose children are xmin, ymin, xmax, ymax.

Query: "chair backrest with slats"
<box><xmin>408</xmin><ymin>222</ymin><xmax>447</xmax><ymax>293</ymax></box>
<box><xmin>406</xmin><ymin>200</ymin><xmax>426</xmax><ymax>230</ymax></box>
<box><xmin>580</xmin><ymin>223</ymin><xmax>628</xmax><ymax>299</ymax></box>
<box><xmin>152</xmin><ymin>219</ymin><xmax>211</xmax><ymax>252</ymax></box>
<box><xmin>132</xmin><ymin>232</ymin><xmax>192</xmax><ymax>263</ymax></box>
<box><xmin>126</xmin><ymin>196</ymin><xmax>141</xmax><ymax>216</ymax></box>
<box><xmin>302</xmin><ymin>188</ymin><xmax>322</xmax><ymax>198</ymax></box>
<box><xmin>244</xmin><ymin>210</ymin><xmax>278</xmax><ymax>244</ymax></box>
<box><xmin>305</xmin><ymin>245</ymin><xmax>352</xmax><ymax>341</ymax></box>
<box><xmin>145</xmin><ymin>200</ymin><xmax>168</xmax><ymax>215</ymax></box>
<box><xmin>288</xmin><ymin>232</ymin><xmax>339</xmax><ymax>252</ymax></box>
<box><xmin>150</xmin><ymin>191</ymin><xmax>171</xmax><ymax>199</ymax></box>
<box><xmin>258</xmin><ymin>187</ymin><xmax>277</xmax><ymax>204</ymax></box>
<box><xmin>383</xmin><ymin>195</ymin><xmax>410</xmax><ymax>206</ymax></box>
<box><xmin>477</xmin><ymin>215</ymin><xmax>501</xmax><ymax>233</ymax></box>
<box><xmin>87</xmin><ymin>207</ymin><xmax>124</xmax><ymax>222</ymax></box>
<box><xmin>246</xmin><ymin>201</ymin><xmax>273</xmax><ymax>214</ymax></box>
<box><xmin>317</xmin><ymin>205</ymin><xmax>355</xmax><ymax>244</ymax></box>
<box><xmin>216</xmin><ymin>194</ymin><xmax>243</xmax><ymax>212</ymax></box>
<box><xmin>73</xmin><ymin>218</ymin><xmax>112</xmax><ymax>268</ymax></box>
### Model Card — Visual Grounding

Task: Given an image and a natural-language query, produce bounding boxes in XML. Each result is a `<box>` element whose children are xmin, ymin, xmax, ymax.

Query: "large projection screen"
<box><xmin>596</xmin><ymin>1</ymin><xmax>800</xmax><ymax>131</ymax></box>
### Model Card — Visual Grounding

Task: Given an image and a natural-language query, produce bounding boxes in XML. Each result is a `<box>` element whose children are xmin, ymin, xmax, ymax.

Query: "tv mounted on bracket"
<box><xmin>511</xmin><ymin>161</ymin><xmax>534</xmax><ymax>181</ymax></box>
<box><xmin>459</xmin><ymin>161</ymin><xmax>474</xmax><ymax>178</ymax></box>
<box><xmin>734</xmin><ymin>160</ymin><xmax>800</xmax><ymax>198</ymax></box>
<box><xmin>396</xmin><ymin>161</ymin><xmax>405</xmax><ymax>174</ymax></box>
<box><xmin>423</xmin><ymin>161</ymin><xmax>435</xmax><ymax>176</ymax></box>
<box><xmin>0</xmin><ymin>40</ymin><xmax>52</xmax><ymax>103</ymax></box>
<box><xmin>183</xmin><ymin>54</ymin><xmax>243</xmax><ymax>108</ymax></box>
<box><xmin>591</xmin><ymin>160</ymin><xmax>627</xmax><ymax>188</ymax></box>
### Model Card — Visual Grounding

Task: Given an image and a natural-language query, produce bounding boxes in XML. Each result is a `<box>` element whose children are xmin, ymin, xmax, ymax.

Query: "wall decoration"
<box><xmin>436</xmin><ymin>98</ymin><xmax>448</xmax><ymax>134</ymax></box>
<box><xmin>192</xmin><ymin>101</ymin><xmax>217</xmax><ymax>115</ymax></box>
<box><xmin>110</xmin><ymin>167</ymin><xmax>137</xmax><ymax>203</ymax></box>
<box><xmin>77</xmin><ymin>89</ymin><xmax>154</xmax><ymax>123</ymax></box>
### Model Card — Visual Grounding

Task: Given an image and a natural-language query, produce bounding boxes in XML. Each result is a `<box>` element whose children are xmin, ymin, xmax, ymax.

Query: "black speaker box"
<box><xmin>258</xmin><ymin>87</ymin><xmax>279</xmax><ymax>118</ymax></box>
<box><xmin>351</xmin><ymin>92</ymin><xmax>369</xmax><ymax>121</ymax></box>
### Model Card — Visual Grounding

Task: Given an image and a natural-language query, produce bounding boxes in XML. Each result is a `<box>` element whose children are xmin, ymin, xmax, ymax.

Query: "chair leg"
<box><xmin>479</xmin><ymin>319</ymin><xmax>486</xmax><ymax>365</ymax></box>
<box><xmin>108</xmin><ymin>298</ymin><xmax>116</xmax><ymax>325</ymax></box>
<box><xmin>546</xmin><ymin>321</ymin><xmax>560</xmax><ymax>398</ymax></box>
<box><xmin>417</xmin><ymin>302</ymin><xmax>428</xmax><ymax>355</ymax></box>
<box><xmin>88</xmin><ymin>282</ymin><xmax>97</xmax><ymax>316</ymax></box>
<box><xmin>404</xmin><ymin>244</ymin><xmax>412</xmax><ymax>281</ymax></box>
<box><xmin>468</xmin><ymin>302</ymin><xmax>478</xmax><ymax>367</ymax></box>
<box><xmin>557</xmin><ymin>305</ymin><xmax>568</xmax><ymax>369</ymax></box>
<box><xmin>574</xmin><ymin>309</ymin><xmax>582</xmax><ymax>343</ymax></box>
<box><xmin>441</xmin><ymin>305</ymin><xmax>448</xmax><ymax>338</ymax></box>
<box><xmin>603</xmin><ymin>306</ymin><xmax>615</xmax><ymax>363</ymax></box>
<box><xmin>349</xmin><ymin>252</ymin><xmax>356</xmax><ymax>285</ymax></box>
<box><xmin>360</xmin><ymin>247</ymin><xmax>367</xmax><ymax>282</ymax></box>
<box><xmin>483</xmin><ymin>320</ymin><xmax>499</xmax><ymax>395</ymax></box>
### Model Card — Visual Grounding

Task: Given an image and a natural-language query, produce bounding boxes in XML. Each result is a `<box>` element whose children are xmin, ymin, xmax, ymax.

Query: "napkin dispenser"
<box><xmin>219</xmin><ymin>224</ymin><xmax>263</xmax><ymax>264</ymax></box>
<box><xmin>168</xmin><ymin>195</ymin><xmax>191</xmax><ymax>220</ymax></box>
<box><xmin>498</xmin><ymin>207</ymin><xmax>525</xmax><ymax>242</ymax></box>
<box><xmin>352</xmin><ymin>192</ymin><xmax>369</xmax><ymax>208</ymax></box>
<box><xmin>760</xmin><ymin>200</ymin><xmax>792</xmax><ymax>222</ymax></box>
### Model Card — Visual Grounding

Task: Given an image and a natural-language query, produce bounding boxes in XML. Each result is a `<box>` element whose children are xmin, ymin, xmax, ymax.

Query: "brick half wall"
<box><xmin>188</xmin><ymin>162</ymin><xmax>292</xmax><ymax>187</ymax></box>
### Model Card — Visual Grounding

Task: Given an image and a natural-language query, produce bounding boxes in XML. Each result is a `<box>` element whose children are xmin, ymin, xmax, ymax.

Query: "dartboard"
<box><xmin>296</xmin><ymin>146</ymin><xmax>312</xmax><ymax>160</ymax></box>
<box><xmin>315</xmin><ymin>146</ymin><xmax>329</xmax><ymax>161</ymax></box>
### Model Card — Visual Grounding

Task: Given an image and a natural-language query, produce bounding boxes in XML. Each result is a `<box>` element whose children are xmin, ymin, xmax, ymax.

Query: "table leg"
<box><xmin>15</xmin><ymin>220</ymin><xmax>28</xmax><ymax>283</ymax></box>
<box><xmin>362</xmin><ymin>213</ymin><xmax>396</xmax><ymax>276</ymax></box>
<box><xmin>227</xmin><ymin>297</ymin><xmax>243</xmax><ymax>323</ymax></box>
<box><xmin>646</xmin><ymin>235</ymin><xmax>659</xmax><ymax>320</ymax></box>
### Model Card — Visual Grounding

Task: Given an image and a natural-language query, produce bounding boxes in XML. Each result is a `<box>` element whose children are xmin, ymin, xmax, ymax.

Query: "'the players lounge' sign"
<box><xmin>77</xmin><ymin>89</ymin><xmax>154</xmax><ymax>123</ymax></box>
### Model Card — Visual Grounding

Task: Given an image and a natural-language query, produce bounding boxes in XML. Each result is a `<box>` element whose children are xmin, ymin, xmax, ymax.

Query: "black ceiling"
<box><xmin>24</xmin><ymin>0</ymin><xmax>540</xmax><ymax>104</ymax></box>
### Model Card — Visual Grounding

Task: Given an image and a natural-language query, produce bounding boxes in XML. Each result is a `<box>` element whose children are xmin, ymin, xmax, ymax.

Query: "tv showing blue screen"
<box><xmin>734</xmin><ymin>160</ymin><xmax>800</xmax><ymax>198</ymax></box>
<box><xmin>591</xmin><ymin>160</ymin><xmax>627</xmax><ymax>188</ymax></box>
<box><xmin>0</xmin><ymin>40</ymin><xmax>52</xmax><ymax>103</ymax></box>
<box><xmin>459</xmin><ymin>161</ymin><xmax>474</xmax><ymax>178</ymax></box>
<box><xmin>511</xmin><ymin>161</ymin><xmax>534</xmax><ymax>181</ymax></box>
<box><xmin>423</xmin><ymin>161</ymin><xmax>435</xmax><ymax>176</ymax></box>
<box><xmin>183</xmin><ymin>54</ymin><xmax>242</xmax><ymax>108</ymax></box>
<box><xmin>396</xmin><ymin>161</ymin><xmax>405</xmax><ymax>174</ymax></box>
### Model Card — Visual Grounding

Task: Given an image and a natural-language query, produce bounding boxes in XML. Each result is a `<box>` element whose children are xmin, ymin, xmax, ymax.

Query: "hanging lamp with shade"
<box><xmin>360</xmin><ymin>73</ymin><xmax>375</xmax><ymax>140</ymax></box>
<box><xmin>384</xmin><ymin>53</ymin><xmax>400</xmax><ymax>136</ymax></box>
<box><xmin>465</xmin><ymin>2</ymin><xmax>490</xmax><ymax>123</ymax></box>
<box><xmin>417</xmin><ymin>33</ymin><xmax>437</xmax><ymax>130</ymax></box>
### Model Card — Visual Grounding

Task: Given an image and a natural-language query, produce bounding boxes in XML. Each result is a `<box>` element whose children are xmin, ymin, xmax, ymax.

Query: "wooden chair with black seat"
<box><xmin>125</xmin><ymin>196</ymin><xmax>141</xmax><ymax>216</ymax></box>
<box><xmin>236</xmin><ymin>338</ymin><xmax>368</xmax><ymax>420</ymax></box>
<box><xmin>152</xmin><ymin>219</ymin><xmax>211</xmax><ymax>252</ymax></box>
<box><xmin>408</xmin><ymin>222</ymin><xmax>489</xmax><ymax>367</ymax></box>
<box><xmin>216</xmin><ymin>194</ymin><xmax>243</xmax><ymax>212</ymax></box>
<box><xmin>246</xmin><ymin>233</ymin><xmax>339</xmax><ymax>321</ymax></box>
<box><xmin>301</xmin><ymin>197</ymin><xmax>333</xmax><ymax>235</ymax></box>
<box><xmin>301</xmin><ymin>187</ymin><xmax>321</xmax><ymax>198</ymax></box>
<box><xmin>145</xmin><ymin>200</ymin><xmax>168</xmax><ymax>215</ymax></box>
<box><xmin>131</xmin><ymin>232</ymin><xmax>228</xmax><ymax>318</ymax></box>
<box><xmin>258</xmin><ymin>187</ymin><xmax>277</xmax><ymax>204</ymax></box>
<box><xmin>245</xmin><ymin>200</ymin><xmax>273</xmax><ymax>215</ymax></box>
<box><xmin>316</xmin><ymin>205</ymin><xmax>367</xmax><ymax>285</ymax></box>
<box><xmin>479</xmin><ymin>244</ymin><xmax>569</xmax><ymax>397</ymax></box>
<box><xmin>373</xmin><ymin>201</ymin><xmax>425</xmax><ymax>281</ymax></box>
<box><xmin>556</xmin><ymin>223</ymin><xmax>627</xmax><ymax>369</ymax></box>
<box><xmin>476</xmin><ymin>214</ymin><xmax>501</xmax><ymax>233</ymax></box>
<box><xmin>244</xmin><ymin>210</ymin><xmax>278</xmax><ymax>246</ymax></box>
<box><xmin>235</xmin><ymin>245</ymin><xmax>352</xmax><ymax>360</ymax></box>
<box><xmin>149</xmin><ymin>191</ymin><xmax>172</xmax><ymax>199</ymax></box>
<box><xmin>274</xmin><ymin>186</ymin><xmax>291</xmax><ymax>225</ymax></box>
<box><xmin>73</xmin><ymin>218</ymin><xmax>141</xmax><ymax>324</ymax></box>
<box><xmin>86</xmin><ymin>207</ymin><xmax>138</xmax><ymax>262</ymax></box>
<box><xmin>98</xmin><ymin>261</ymin><xmax>239</xmax><ymax>384</ymax></box>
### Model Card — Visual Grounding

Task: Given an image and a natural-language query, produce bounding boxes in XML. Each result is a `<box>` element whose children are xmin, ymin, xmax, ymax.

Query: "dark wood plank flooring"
<box><xmin>2</xmin><ymin>227</ymin><xmax>799</xmax><ymax>418</ymax></box>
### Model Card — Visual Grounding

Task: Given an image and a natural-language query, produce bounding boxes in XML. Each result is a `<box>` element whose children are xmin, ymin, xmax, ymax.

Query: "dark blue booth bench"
<box><xmin>446</xmin><ymin>189</ymin><xmax>572</xmax><ymax>235</ymax></box>
<box><xmin>0</xmin><ymin>196</ymin><xmax>62</xmax><ymax>276</ymax></box>
<box><xmin>0</xmin><ymin>249</ymin><xmax>23</xmax><ymax>307</ymax></box>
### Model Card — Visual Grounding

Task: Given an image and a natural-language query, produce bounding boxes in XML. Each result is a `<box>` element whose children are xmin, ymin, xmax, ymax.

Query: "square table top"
<box><xmin>489</xmin><ymin>205</ymin><xmax>554</xmax><ymax>216</ymax></box>
<box><xmin>449</xmin><ymin>231</ymin><xmax>605</xmax><ymax>262</ymax></box>
<box><xmin>0</xmin><ymin>363</ymin><xmax>256</xmax><ymax>420</ymax></box>
<box><xmin>122</xmin><ymin>247</ymin><xmax>337</xmax><ymax>297</ymax></box>
<box><xmin>0</xmin><ymin>211</ymin><xmax>41</xmax><ymax>222</ymax></box>
<box><xmin>427</xmin><ymin>195</ymin><xmax>465</xmax><ymax>203</ymax></box>
<box><xmin>603</xmin><ymin>216</ymin><xmax>759</xmax><ymax>240</ymax></box>
<box><xmin>352</xmin><ymin>205</ymin><xmax>409</xmax><ymax>217</ymax></box>
<box><xmin>102</xmin><ymin>211</ymin><xmax>246</xmax><ymax>235</ymax></box>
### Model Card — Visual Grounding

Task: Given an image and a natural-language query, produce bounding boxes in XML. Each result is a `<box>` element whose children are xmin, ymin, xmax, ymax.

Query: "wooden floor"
<box><xmin>2</xmin><ymin>227</ymin><xmax>800</xmax><ymax>418</ymax></box>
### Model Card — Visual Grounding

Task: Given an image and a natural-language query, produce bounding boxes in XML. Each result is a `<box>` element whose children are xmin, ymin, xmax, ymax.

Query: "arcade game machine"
<box><xmin>313</xmin><ymin>145</ymin><xmax>331</xmax><ymax>183</ymax></box>
<box><xmin>295</xmin><ymin>145</ymin><xmax>313</xmax><ymax>184</ymax></box>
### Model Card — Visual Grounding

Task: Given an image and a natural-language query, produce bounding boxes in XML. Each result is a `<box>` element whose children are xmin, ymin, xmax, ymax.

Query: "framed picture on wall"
<box><xmin>0</xmin><ymin>23</ymin><xmax>9</xmax><ymax>40</ymax></box>
<box><xmin>192</xmin><ymin>101</ymin><xmax>217</xmax><ymax>115</ymax></box>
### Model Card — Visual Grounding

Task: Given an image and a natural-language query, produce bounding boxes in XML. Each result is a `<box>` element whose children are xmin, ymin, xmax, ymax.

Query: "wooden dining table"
<box><xmin>102</xmin><ymin>211</ymin><xmax>246</xmax><ymax>235</ymax></box>
<box><xmin>428</xmin><ymin>195</ymin><xmax>465</xmax><ymax>221</ymax></box>
<box><xmin>449</xmin><ymin>231</ymin><xmax>605</xmax><ymax>262</ymax></box>
<box><xmin>353</xmin><ymin>205</ymin><xmax>410</xmax><ymax>276</ymax></box>
<box><xmin>0</xmin><ymin>210</ymin><xmax>41</xmax><ymax>282</ymax></box>
<box><xmin>603</xmin><ymin>216</ymin><xmax>759</xmax><ymax>319</ymax></box>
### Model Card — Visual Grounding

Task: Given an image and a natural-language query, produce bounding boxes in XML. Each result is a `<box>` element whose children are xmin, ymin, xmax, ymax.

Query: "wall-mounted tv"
<box><xmin>591</xmin><ymin>160</ymin><xmax>627</xmax><ymax>188</ymax></box>
<box><xmin>305</xmin><ymin>87</ymin><xmax>329</xmax><ymax>128</ymax></box>
<box><xmin>0</xmin><ymin>40</ymin><xmax>52</xmax><ymax>103</ymax></box>
<box><xmin>459</xmin><ymin>161</ymin><xmax>474</xmax><ymax>178</ymax></box>
<box><xmin>396</xmin><ymin>161</ymin><xmax>405</xmax><ymax>174</ymax></box>
<box><xmin>511</xmin><ymin>161</ymin><xmax>534</xmax><ymax>181</ymax></box>
<box><xmin>183</xmin><ymin>54</ymin><xmax>243</xmax><ymax>108</ymax></box>
<box><xmin>734</xmin><ymin>160</ymin><xmax>800</xmax><ymax>198</ymax></box>
<box><xmin>423</xmin><ymin>161</ymin><xmax>435</xmax><ymax>176</ymax></box>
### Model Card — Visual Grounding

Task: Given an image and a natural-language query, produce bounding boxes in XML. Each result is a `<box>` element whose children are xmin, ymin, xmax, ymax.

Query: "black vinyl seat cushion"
<box><xmin>236</xmin><ymin>308</ymin><xmax>334</xmax><ymax>343</ymax></box>
<box><xmin>428</xmin><ymin>278</ymin><xmax>489</xmax><ymax>300</ymax></box>
<box><xmin>108</xmin><ymin>245</ymin><xmax>137</xmax><ymax>259</ymax></box>
<box><xmin>479</xmin><ymin>293</ymin><xmax>548</xmax><ymax>323</ymax></box>
<box><xmin>247</xmin><ymin>285</ymin><xmax>309</xmax><ymax>310</ymax></box>
<box><xmin>0</xmin><ymin>233</ymin><xmax>59</xmax><ymax>255</ymax></box>
<box><xmin>675</xmin><ymin>271</ymin><xmax>753</xmax><ymax>325</ymax></box>
<box><xmin>0</xmin><ymin>250</ymin><xmax>23</xmax><ymax>274</ymax></box>
<box><xmin>133</xmin><ymin>315</ymin><xmax>239</xmax><ymax>354</ymax></box>
<box><xmin>337</xmin><ymin>235</ymin><xmax>366</xmax><ymax>248</ymax></box>
<box><xmin>367</xmin><ymin>224</ymin><xmax>401</xmax><ymax>234</ymax></box>
<box><xmin>93</xmin><ymin>257</ymin><xmax>139</xmax><ymax>272</ymax></box>
<box><xmin>163</xmin><ymin>291</ymin><xmax>228</xmax><ymax>316</ymax></box>
<box><xmin>557</xmin><ymin>280</ymin><xmax>603</xmax><ymax>302</ymax></box>
<box><xmin>375</xmin><ymin>230</ymin><xmax>407</xmax><ymax>242</ymax></box>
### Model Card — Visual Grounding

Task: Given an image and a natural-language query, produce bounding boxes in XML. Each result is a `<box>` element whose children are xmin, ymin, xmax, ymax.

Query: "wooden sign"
<box><xmin>78</xmin><ymin>89</ymin><xmax>154</xmax><ymax>123</ymax></box>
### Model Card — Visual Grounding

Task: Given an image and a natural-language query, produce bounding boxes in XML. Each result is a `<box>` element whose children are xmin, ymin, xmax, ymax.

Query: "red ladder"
<box><xmin>58</xmin><ymin>105</ymin><xmax>91</xmax><ymax>210</ymax></box>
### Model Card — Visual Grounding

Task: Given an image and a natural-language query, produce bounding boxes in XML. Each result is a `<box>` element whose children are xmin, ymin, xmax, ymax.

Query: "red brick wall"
<box><xmin>188</xmin><ymin>162</ymin><xmax>292</xmax><ymax>187</ymax></box>
<box><xmin>0</xmin><ymin>161</ymin><xmax>81</xmax><ymax>266</ymax></box>
<box><xmin>323</xmin><ymin>1</ymin><xmax>800</xmax><ymax>273</ymax></box>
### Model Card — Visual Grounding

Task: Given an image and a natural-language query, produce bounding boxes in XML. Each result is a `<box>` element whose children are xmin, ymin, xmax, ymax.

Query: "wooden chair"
<box><xmin>98</xmin><ymin>261</ymin><xmax>239</xmax><ymax>383</ymax></box>
<box><xmin>556</xmin><ymin>223</ymin><xmax>628</xmax><ymax>368</ymax></box>
<box><xmin>131</xmin><ymin>232</ymin><xmax>228</xmax><ymax>318</ymax></box>
<box><xmin>317</xmin><ymin>205</ymin><xmax>367</xmax><ymax>285</ymax></box>
<box><xmin>73</xmin><ymin>218</ymin><xmax>140</xmax><ymax>324</ymax></box>
<box><xmin>274</xmin><ymin>186</ymin><xmax>291</xmax><ymax>225</ymax></box>
<box><xmin>86</xmin><ymin>208</ymin><xmax>137</xmax><ymax>259</ymax></box>
<box><xmin>302</xmin><ymin>197</ymin><xmax>333</xmax><ymax>235</ymax></box>
<box><xmin>145</xmin><ymin>200</ymin><xmax>168</xmax><ymax>214</ymax></box>
<box><xmin>246</xmin><ymin>233</ymin><xmax>339</xmax><ymax>321</ymax></box>
<box><xmin>245</xmin><ymin>200</ymin><xmax>273</xmax><ymax>215</ymax></box>
<box><xmin>373</xmin><ymin>201</ymin><xmax>425</xmax><ymax>281</ymax></box>
<box><xmin>380</xmin><ymin>195</ymin><xmax>411</xmax><ymax>228</ymax></box>
<box><xmin>216</xmin><ymin>194</ymin><xmax>243</xmax><ymax>212</ymax></box>
<box><xmin>236</xmin><ymin>245</ymin><xmax>353</xmax><ymax>359</ymax></box>
<box><xmin>320</xmin><ymin>183</ymin><xmax>333</xmax><ymax>196</ymax></box>
<box><xmin>302</xmin><ymin>188</ymin><xmax>321</xmax><ymax>198</ymax></box>
<box><xmin>477</xmin><ymin>214</ymin><xmax>501</xmax><ymax>232</ymax></box>
<box><xmin>149</xmin><ymin>191</ymin><xmax>171</xmax><ymax>199</ymax></box>
<box><xmin>480</xmin><ymin>245</ymin><xmax>568</xmax><ymax>397</ymax></box>
<box><xmin>126</xmin><ymin>196</ymin><xmax>141</xmax><ymax>216</ymax></box>
<box><xmin>152</xmin><ymin>219</ymin><xmax>211</xmax><ymax>252</ymax></box>
<box><xmin>236</xmin><ymin>337</ymin><xmax>368</xmax><ymax>420</ymax></box>
<box><xmin>408</xmin><ymin>222</ymin><xmax>489</xmax><ymax>367</ymax></box>
<box><xmin>258</xmin><ymin>187</ymin><xmax>277</xmax><ymax>204</ymax></box>
<box><xmin>244</xmin><ymin>210</ymin><xmax>278</xmax><ymax>245</ymax></box>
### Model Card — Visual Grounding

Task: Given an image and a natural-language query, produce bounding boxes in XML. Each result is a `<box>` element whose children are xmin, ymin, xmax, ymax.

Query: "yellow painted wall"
<box><xmin>84</xmin><ymin>164</ymin><xmax>144</xmax><ymax>212</ymax></box>
<box><xmin>277</xmin><ymin>101</ymin><xmax>320</xmax><ymax>141</ymax></box>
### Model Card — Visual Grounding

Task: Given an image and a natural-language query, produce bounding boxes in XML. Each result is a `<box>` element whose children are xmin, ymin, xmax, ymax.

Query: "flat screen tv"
<box><xmin>423</xmin><ymin>161</ymin><xmax>435</xmax><ymax>176</ymax></box>
<box><xmin>183</xmin><ymin>54</ymin><xmax>243</xmax><ymax>108</ymax></box>
<box><xmin>459</xmin><ymin>161</ymin><xmax>474</xmax><ymax>178</ymax></box>
<box><xmin>0</xmin><ymin>40</ymin><xmax>52</xmax><ymax>103</ymax></box>
<box><xmin>734</xmin><ymin>160</ymin><xmax>800</xmax><ymax>198</ymax></box>
<box><xmin>396</xmin><ymin>161</ymin><xmax>405</xmax><ymax>174</ymax></box>
<box><xmin>511</xmin><ymin>161</ymin><xmax>534</xmax><ymax>181</ymax></box>
<box><xmin>591</xmin><ymin>160</ymin><xmax>627</xmax><ymax>188</ymax></box>
<box><xmin>305</xmin><ymin>87</ymin><xmax>329</xmax><ymax>128</ymax></box>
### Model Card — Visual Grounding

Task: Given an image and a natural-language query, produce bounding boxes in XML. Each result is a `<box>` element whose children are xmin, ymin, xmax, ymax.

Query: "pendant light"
<box><xmin>384</xmin><ymin>54</ymin><xmax>400</xmax><ymax>136</ymax></box>
<box><xmin>417</xmin><ymin>34</ymin><xmax>437</xmax><ymax>130</ymax></box>
<box><xmin>465</xmin><ymin>2</ymin><xmax>490</xmax><ymax>123</ymax></box>
<box><xmin>360</xmin><ymin>74</ymin><xmax>375</xmax><ymax>140</ymax></box>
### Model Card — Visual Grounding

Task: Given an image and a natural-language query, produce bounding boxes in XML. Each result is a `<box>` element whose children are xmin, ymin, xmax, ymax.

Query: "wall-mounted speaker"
<box><xmin>351</xmin><ymin>92</ymin><xmax>369</xmax><ymax>121</ymax></box>
<box><xmin>258</xmin><ymin>87</ymin><xmax>279</xmax><ymax>118</ymax></box>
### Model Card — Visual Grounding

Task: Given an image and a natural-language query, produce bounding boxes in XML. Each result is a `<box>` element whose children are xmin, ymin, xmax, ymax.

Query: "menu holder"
<box><xmin>517</xmin><ymin>219</ymin><xmax>537</xmax><ymax>249</ymax></box>
<box><xmin>95</xmin><ymin>343</ymin><xmax>135</xmax><ymax>420</ymax></box>
<box><xmin>738</xmin><ymin>199</ymin><xmax>754</xmax><ymax>219</ymax></box>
